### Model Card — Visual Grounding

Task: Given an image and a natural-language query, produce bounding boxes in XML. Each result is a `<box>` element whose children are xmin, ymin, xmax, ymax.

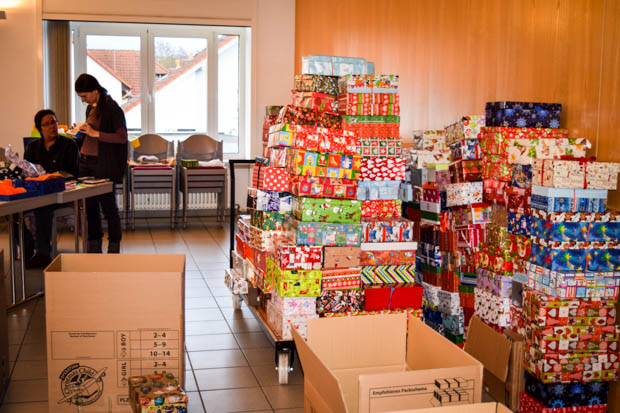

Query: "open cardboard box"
<box><xmin>464</xmin><ymin>315</ymin><xmax>525</xmax><ymax>412</ymax></box>
<box><xmin>292</xmin><ymin>313</ymin><xmax>483</xmax><ymax>413</ymax></box>
<box><xmin>387</xmin><ymin>401</ymin><xmax>511</xmax><ymax>412</ymax></box>
<box><xmin>44</xmin><ymin>254</ymin><xmax>185</xmax><ymax>413</ymax></box>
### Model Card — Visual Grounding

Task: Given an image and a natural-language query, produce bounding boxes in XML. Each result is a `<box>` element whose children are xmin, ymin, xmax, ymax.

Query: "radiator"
<box><xmin>116</xmin><ymin>193</ymin><xmax>219</xmax><ymax>211</ymax></box>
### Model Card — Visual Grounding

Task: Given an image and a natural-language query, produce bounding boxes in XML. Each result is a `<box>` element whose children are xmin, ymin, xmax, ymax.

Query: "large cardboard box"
<box><xmin>292</xmin><ymin>314</ymin><xmax>483</xmax><ymax>413</ymax></box>
<box><xmin>44</xmin><ymin>254</ymin><xmax>185</xmax><ymax>413</ymax></box>
<box><xmin>387</xmin><ymin>402</ymin><xmax>511</xmax><ymax>412</ymax></box>
<box><xmin>0</xmin><ymin>249</ymin><xmax>8</xmax><ymax>400</ymax></box>
<box><xmin>464</xmin><ymin>315</ymin><xmax>525</xmax><ymax>412</ymax></box>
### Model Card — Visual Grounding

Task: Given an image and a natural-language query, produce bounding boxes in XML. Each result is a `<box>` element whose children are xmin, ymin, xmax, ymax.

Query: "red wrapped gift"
<box><xmin>252</xmin><ymin>164</ymin><xmax>291</xmax><ymax>192</ymax></box>
<box><xmin>322</xmin><ymin>268</ymin><xmax>362</xmax><ymax>290</ymax></box>
<box><xmin>291</xmin><ymin>90</ymin><xmax>338</xmax><ymax>113</ymax></box>
<box><xmin>441</xmin><ymin>270</ymin><xmax>461</xmax><ymax>292</ymax></box>
<box><xmin>507</xmin><ymin>186</ymin><xmax>531</xmax><ymax>214</ymax></box>
<box><xmin>361</xmin><ymin>158</ymin><xmax>406</xmax><ymax>181</ymax></box>
<box><xmin>361</xmin><ymin>200</ymin><xmax>402</xmax><ymax>219</ymax></box>
<box><xmin>253</xmin><ymin>248</ymin><xmax>268</xmax><ymax>272</ymax></box>
<box><xmin>291</xmin><ymin>175</ymin><xmax>357</xmax><ymax>199</ymax></box>
<box><xmin>511</xmin><ymin>234</ymin><xmax>532</xmax><ymax>260</ymax></box>
<box><xmin>275</xmin><ymin>244</ymin><xmax>323</xmax><ymax>270</ymax></box>
<box><xmin>459</xmin><ymin>292</ymin><xmax>475</xmax><ymax>309</ymax></box>
<box><xmin>364</xmin><ymin>284</ymin><xmax>423</xmax><ymax>311</ymax></box>
<box><xmin>451</xmin><ymin>159</ymin><xmax>483</xmax><ymax>183</ymax></box>
<box><xmin>483</xmin><ymin>179</ymin><xmax>508</xmax><ymax>205</ymax></box>
<box><xmin>342</xmin><ymin>119</ymin><xmax>400</xmax><ymax>139</ymax></box>
<box><xmin>360</xmin><ymin>243</ymin><xmax>417</xmax><ymax>266</ymax></box>
<box><xmin>276</xmin><ymin>105</ymin><xmax>317</xmax><ymax>126</ymax></box>
<box><xmin>519</xmin><ymin>392</ymin><xmax>607</xmax><ymax>413</ymax></box>
<box><xmin>268</xmin><ymin>147</ymin><xmax>288</xmax><ymax>168</ymax></box>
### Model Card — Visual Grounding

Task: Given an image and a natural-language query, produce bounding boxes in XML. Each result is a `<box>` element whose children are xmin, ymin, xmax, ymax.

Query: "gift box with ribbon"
<box><xmin>532</xmin><ymin>158</ymin><xmax>620</xmax><ymax>190</ymax></box>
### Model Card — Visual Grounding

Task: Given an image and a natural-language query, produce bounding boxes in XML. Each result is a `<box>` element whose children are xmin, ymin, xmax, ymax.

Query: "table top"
<box><xmin>57</xmin><ymin>182</ymin><xmax>114</xmax><ymax>203</ymax></box>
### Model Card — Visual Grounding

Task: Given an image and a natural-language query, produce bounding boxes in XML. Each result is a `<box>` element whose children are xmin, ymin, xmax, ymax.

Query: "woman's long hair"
<box><xmin>74</xmin><ymin>73</ymin><xmax>108</xmax><ymax>119</ymax></box>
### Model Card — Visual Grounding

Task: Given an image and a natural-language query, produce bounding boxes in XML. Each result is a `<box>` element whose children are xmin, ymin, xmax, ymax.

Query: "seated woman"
<box><xmin>24</xmin><ymin>109</ymin><xmax>79</xmax><ymax>268</ymax></box>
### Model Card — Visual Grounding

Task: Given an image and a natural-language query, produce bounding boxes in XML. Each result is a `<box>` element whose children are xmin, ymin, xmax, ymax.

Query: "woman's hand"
<box><xmin>80</xmin><ymin>123</ymin><xmax>100</xmax><ymax>138</ymax></box>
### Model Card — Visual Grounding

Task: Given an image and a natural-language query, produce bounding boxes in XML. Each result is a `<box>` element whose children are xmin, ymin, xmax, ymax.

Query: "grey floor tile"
<box><xmin>190</xmin><ymin>349</ymin><xmax>248</xmax><ymax>369</ymax></box>
<box><xmin>186</xmin><ymin>296</ymin><xmax>219</xmax><ymax>309</ymax></box>
<box><xmin>186</xmin><ymin>391</ymin><xmax>205</xmax><ymax>413</ymax></box>
<box><xmin>251</xmin><ymin>364</ymin><xmax>303</xmax><ymax>387</ymax></box>
<box><xmin>186</xmin><ymin>334</ymin><xmax>239</xmax><ymax>351</ymax></box>
<box><xmin>194</xmin><ymin>367</ymin><xmax>259</xmax><ymax>391</ymax></box>
<box><xmin>200</xmin><ymin>387</ymin><xmax>271</xmax><ymax>413</ymax></box>
<box><xmin>210</xmin><ymin>287</ymin><xmax>233</xmax><ymax>297</ymax></box>
<box><xmin>186</xmin><ymin>320</ymin><xmax>231</xmax><ymax>335</ymax></box>
<box><xmin>242</xmin><ymin>348</ymin><xmax>276</xmax><ymax>367</ymax></box>
<box><xmin>221</xmin><ymin>307</ymin><xmax>255</xmax><ymax>321</ymax></box>
<box><xmin>185</xmin><ymin>288</ymin><xmax>213</xmax><ymax>298</ymax></box>
<box><xmin>234</xmin><ymin>333</ymin><xmax>272</xmax><ymax>349</ymax></box>
<box><xmin>185</xmin><ymin>369</ymin><xmax>198</xmax><ymax>392</ymax></box>
<box><xmin>186</xmin><ymin>308</ymin><xmax>225</xmax><ymax>322</ymax></box>
<box><xmin>262</xmin><ymin>385</ymin><xmax>304</xmax><ymax>410</ymax></box>
<box><xmin>226</xmin><ymin>318</ymin><xmax>263</xmax><ymax>333</ymax></box>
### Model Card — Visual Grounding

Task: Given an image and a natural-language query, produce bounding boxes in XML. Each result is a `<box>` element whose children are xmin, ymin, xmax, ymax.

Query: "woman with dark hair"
<box><xmin>21</xmin><ymin>109</ymin><xmax>79</xmax><ymax>267</ymax></box>
<box><xmin>75</xmin><ymin>73</ymin><xmax>128</xmax><ymax>253</ymax></box>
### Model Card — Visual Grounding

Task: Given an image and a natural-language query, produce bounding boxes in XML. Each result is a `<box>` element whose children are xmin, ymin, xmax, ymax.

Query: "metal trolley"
<box><xmin>228</xmin><ymin>159</ymin><xmax>296</xmax><ymax>384</ymax></box>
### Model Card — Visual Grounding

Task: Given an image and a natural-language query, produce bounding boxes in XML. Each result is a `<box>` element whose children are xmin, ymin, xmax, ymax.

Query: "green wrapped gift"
<box><xmin>292</xmin><ymin>197</ymin><xmax>361</xmax><ymax>223</ymax></box>
<box><xmin>267</xmin><ymin>258</ymin><xmax>322</xmax><ymax>297</ymax></box>
<box><xmin>250</xmin><ymin>209</ymin><xmax>290</xmax><ymax>230</ymax></box>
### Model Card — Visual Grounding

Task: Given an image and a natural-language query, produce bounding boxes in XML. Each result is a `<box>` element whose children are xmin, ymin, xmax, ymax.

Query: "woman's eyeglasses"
<box><xmin>41</xmin><ymin>120</ymin><xmax>58</xmax><ymax>127</ymax></box>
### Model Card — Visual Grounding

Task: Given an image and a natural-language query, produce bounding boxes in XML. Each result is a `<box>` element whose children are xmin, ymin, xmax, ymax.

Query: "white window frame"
<box><xmin>71</xmin><ymin>21</ymin><xmax>249</xmax><ymax>158</ymax></box>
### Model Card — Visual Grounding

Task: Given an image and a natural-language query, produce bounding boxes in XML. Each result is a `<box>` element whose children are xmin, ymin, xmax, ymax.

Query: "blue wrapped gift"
<box><xmin>356</xmin><ymin>180</ymin><xmax>401</xmax><ymax>200</ymax></box>
<box><xmin>511</xmin><ymin>165</ymin><xmax>532</xmax><ymax>188</ymax></box>
<box><xmin>485</xmin><ymin>101</ymin><xmax>562</xmax><ymax>128</ymax></box>
<box><xmin>508</xmin><ymin>211</ymin><xmax>532</xmax><ymax>236</ymax></box>
<box><xmin>531</xmin><ymin>210</ymin><xmax>620</xmax><ymax>242</ymax></box>
<box><xmin>302</xmin><ymin>55</ymin><xmax>374</xmax><ymax>76</ymax></box>
<box><xmin>531</xmin><ymin>185</ymin><xmax>608</xmax><ymax>213</ymax></box>
<box><xmin>531</xmin><ymin>237</ymin><xmax>617</xmax><ymax>272</ymax></box>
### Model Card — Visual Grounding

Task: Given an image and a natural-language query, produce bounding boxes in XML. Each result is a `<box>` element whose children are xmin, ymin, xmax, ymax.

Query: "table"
<box><xmin>2</xmin><ymin>182</ymin><xmax>113</xmax><ymax>307</ymax></box>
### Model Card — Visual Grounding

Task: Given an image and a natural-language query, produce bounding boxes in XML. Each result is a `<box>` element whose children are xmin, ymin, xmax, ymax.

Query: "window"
<box><xmin>71</xmin><ymin>22</ymin><xmax>250</xmax><ymax>157</ymax></box>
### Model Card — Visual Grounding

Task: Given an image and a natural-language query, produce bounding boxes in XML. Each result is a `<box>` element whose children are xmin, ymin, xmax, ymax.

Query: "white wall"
<box><xmin>0</xmin><ymin>0</ymin><xmax>295</xmax><ymax>158</ymax></box>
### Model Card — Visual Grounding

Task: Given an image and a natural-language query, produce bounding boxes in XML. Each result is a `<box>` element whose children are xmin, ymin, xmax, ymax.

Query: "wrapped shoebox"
<box><xmin>360</xmin><ymin>242</ymin><xmax>417</xmax><ymax>266</ymax></box>
<box><xmin>444</xmin><ymin>115</ymin><xmax>485</xmax><ymax>144</ymax></box>
<box><xmin>532</xmin><ymin>159</ymin><xmax>620</xmax><ymax>190</ymax></box>
<box><xmin>506</xmin><ymin>186</ymin><xmax>531</xmax><ymax>213</ymax></box>
<box><xmin>362</xmin><ymin>218</ymin><xmax>414</xmax><ymax>242</ymax></box>
<box><xmin>338</xmin><ymin>93</ymin><xmax>399</xmax><ymax>105</ymax></box>
<box><xmin>485</xmin><ymin>101</ymin><xmax>561</xmax><ymax>128</ymax></box>
<box><xmin>266</xmin><ymin>300</ymin><xmax>317</xmax><ymax>340</ymax></box>
<box><xmin>486</xmin><ymin>224</ymin><xmax>511</xmax><ymax>249</ymax></box>
<box><xmin>294</xmin><ymin>74</ymin><xmax>339</xmax><ymax>96</ymax></box>
<box><xmin>247</xmin><ymin>188</ymin><xmax>292</xmax><ymax>212</ymax></box>
<box><xmin>340</xmin><ymin>102</ymin><xmax>400</xmax><ymax>116</ymax></box>
<box><xmin>356</xmin><ymin>180</ymin><xmax>400</xmax><ymax>200</ymax></box>
<box><xmin>357</xmin><ymin>137</ymin><xmax>402</xmax><ymax>158</ymax></box>
<box><xmin>363</xmin><ymin>283</ymin><xmax>423</xmax><ymax>311</ymax></box>
<box><xmin>338</xmin><ymin>74</ymin><xmax>399</xmax><ymax>94</ymax></box>
<box><xmin>525</xmin><ymin>344</ymin><xmax>619</xmax><ymax>383</ymax></box>
<box><xmin>361</xmin><ymin>265</ymin><xmax>417</xmax><ymax>284</ymax></box>
<box><xmin>342</xmin><ymin>115</ymin><xmax>400</xmax><ymax>139</ymax></box>
<box><xmin>450</xmin><ymin>139</ymin><xmax>482</xmax><ymax>160</ymax></box>
<box><xmin>268</xmin><ymin>124</ymin><xmax>358</xmax><ymax>154</ymax></box>
<box><xmin>523</xmin><ymin>288</ymin><xmax>617</xmax><ymax>327</ymax></box>
<box><xmin>252</xmin><ymin>163</ymin><xmax>291</xmax><ymax>192</ymax></box>
<box><xmin>512</xmin><ymin>164</ymin><xmax>533</xmax><ymax>188</ymax></box>
<box><xmin>525</xmin><ymin>262</ymin><xmax>620</xmax><ymax>298</ymax></box>
<box><xmin>275</xmin><ymin>244</ymin><xmax>323</xmax><ymax>271</ymax></box>
<box><xmin>446</xmin><ymin>181</ymin><xmax>483</xmax><ymax>207</ymax></box>
<box><xmin>291</xmin><ymin>91</ymin><xmax>338</xmax><ymax>113</ymax></box>
<box><xmin>422</xmin><ymin>282</ymin><xmax>441</xmax><ymax>307</ymax></box>
<box><xmin>452</xmin><ymin>203</ymin><xmax>492</xmax><ymax>226</ymax></box>
<box><xmin>531</xmin><ymin>210</ymin><xmax>620</xmax><ymax>242</ymax></box>
<box><xmin>412</xmin><ymin>129</ymin><xmax>447</xmax><ymax>151</ymax></box>
<box><xmin>248</xmin><ymin>225</ymin><xmax>287</xmax><ymax>251</ymax></box>
<box><xmin>441</xmin><ymin>269</ymin><xmax>461</xmax><ymax>293</ymax></box>
<box><xmin>276</xmin><ymin>105</ymin><xmax>320</xmax><ymax>127</ymax></box>
<box><xmin>474</xmin><ymin>290</ymin><xmax>511</xmax><ymax>327</ymax></box>
<box><xmin>292</xmin><ymin>197</ymin><xmax>361</xmax><ymax>223</ymax></box>
<box><xmin>519</xmin><ymin>391</ymin><xmax>607</xmax><ymax>413</ymax></box>
<box><xmin>507</xmin><ymin>139</ymin><xmax>591</xmax><ymax>165</ymax></box>
<box><xmin>477</xmin><ymin>269</ymin><xmax>513</xmax><ymax>297</ymax></box>
<box><xmin>451</xmin><ymin>159</ymin><xmax>483</xmax><ymax>182</ymax></box>
<box><xmin>511</xmin><ymin>234</ymin><xmax>532</xmax><ymax>260</ymax></box>
<box><xmin>529</xmin><ymin>324</ymin><xmax>620</xmax><ymax>350</ymax></box>
<box><xmin>316</xmin><ymin>289</ymin><xmax>364</xmax><ymax>314</ymax></box>
<box><xmin>482</xmin><ymin>156</ymin><xmax>513</xmax><ymax>182</ymax></box>
<box><xmin>291</xmin><ymin>175</ymin><xmax>357</xmax><ymax>200</ymax></box>
<box><xmin>361</xmin><ymin>200</ymin><xmax>402</xmax><ymax>219</ymax></box>
<box><xmin>483</xmin><ymin>179</ymin><xmax>508</xmax><ymax>205</ymax></box>
<box><xmin>409</xmin><ymin>149</ymin><xmax>451</xmax><ymax>169</ymax></box>
<box><xmin>268</xmin><ymin>147</ymin><xmax>288</xmax><ymax>168</ymax></box>
<box><xmin>322</xmin><ymin>246</ymin><xmax>361</xmax><ymax>269</ymax></box>
<box><xmin>129</xmin><ymin>374</ymin><xmax>188</xmax><ymax>413</ymax></box>
<box><xmin>531</xmin><ymin>185</ymin><xmax>608</xmax><ymax>213</ymax></box>
<box><xmin>360</xmin><ymin>157</ymin><xmax>406</xmax><ymax>181</ymax></box>
<box><xmin>531</xmin><ymin>237</ymin><xmax>619</xmax><ymax>272</ymax></box>
<box><xmin>301</xmin><ymin>55</ymin><xmax>374</xmax><ymax>76</ymax></box>
<box><xmin>437</xmin><ymin>289</ymin><xmax>462</xmax><ymax>315</ymax></box>
<box><xmin>286</xmin><ymin>218</ymin><xmax>362</xmax><ymax>247</ymax></box>
<box><xmin>266</xmin><ymin>258</ymin><xmax>322</xmax><ymax>297</ymax></box>
<box><xmin>271</xmin><ymin>288</ymin><xmax>317</xmax><ymax>315</ymax></box>
<box><xmin>319</xmin><ymin>308</ymin><xmax>424</xmax><ymax>319</ymax></box>
<box><xmin>508</xmin><ymin>212</ymin><xmax>532</xmax><ymax>236</ymax></box>
<box><xmin>250</xmin><ymin>209</ymin><xmax>289</xmax><ymax>231</ymax></box>
<box><xmin>286</xmin><ymin>148</ymin><xmax>361</xmax><ymax>179</ymax></box>
<box><xmin>442</xmin><ymin>311</ymin><xmax>465</xmax><ymax>335</ymax></box>
<box><xmin>232</xmin><ymin>250</ymin><xmax>247</xmax><ymax>279</ymax></box>
<box><xmin>225</xmin><ymin>268</ymin><xmax>249</xmax><ymax>295</ymax></box>
<box><xmin>482</xmin><ymin>125</ymin><xmax>568</xmax><ymax>141</ymax></box>
<box><xmin>321</xmin><ymin>267</ymin><xmax>362</xmax><ymax>290</ymax></box>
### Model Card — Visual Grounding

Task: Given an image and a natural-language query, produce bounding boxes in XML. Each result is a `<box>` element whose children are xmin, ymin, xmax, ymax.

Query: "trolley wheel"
<box><xmin>232</xmin><ymin>294</ymin><xmax>241</xmax><ymax>310</ymax></box>
<box><xmin>277</xmin><ymin>351</ymin><xmax>290</xmax><ymax>384</ymax></box>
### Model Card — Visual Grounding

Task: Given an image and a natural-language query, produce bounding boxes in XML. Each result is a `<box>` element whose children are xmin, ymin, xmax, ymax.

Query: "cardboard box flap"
<box><xmin>306</xmin><ymin>314</ymin><xmax>407</xmax><ymax>369</ymax></box>
<box><xmin>407</xmin><ymin>317</ymin><xmax>482</xmax><ymax>370</ymax></box>
<box><xmin>46</xmin><ymin>254</ymin><xmax>186</xmax><ymax>273</ymax></box>
<box><xmin>386</xmin><ymin>402</ymin><xmax>512</xmax><ymax>412</ymax></box>
<box><xmin>464</xmin><ymin>315</ymin><xmax>511</xmax><ymax>382</ymax></box>
<box><xmin>292</xmin><ymin>327</ymin><xmax>347</xmax><ymax>413</ymax></box>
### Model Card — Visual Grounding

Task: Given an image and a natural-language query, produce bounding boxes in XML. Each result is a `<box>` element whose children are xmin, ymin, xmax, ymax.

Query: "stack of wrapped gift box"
<box><xmin>335</xmin><ymin>73</ymin><xmax>423</xmax><ymax>318</ymax></box>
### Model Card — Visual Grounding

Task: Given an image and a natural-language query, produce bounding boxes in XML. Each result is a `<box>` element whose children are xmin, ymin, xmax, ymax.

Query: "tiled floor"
<box><xmin>0</xmin><ymin>217</ymin><xmax>304</xmax><ymax>413</ymax></box>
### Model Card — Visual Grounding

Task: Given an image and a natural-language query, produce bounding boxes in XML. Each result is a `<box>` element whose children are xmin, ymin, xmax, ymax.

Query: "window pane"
<box><xmin>218</xmin><ymin>34</ymin><xmax>240</xmax><ymax>154</ymax></box>
<box><xmin>85</xmin><ymin>34</ymin><xmax>141</xmax><ymax>136</ymax></box>
<box><xmin>154</xmin><ymin>37</ymin><xmax>207</xmax><ymax>135</ymax></box>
